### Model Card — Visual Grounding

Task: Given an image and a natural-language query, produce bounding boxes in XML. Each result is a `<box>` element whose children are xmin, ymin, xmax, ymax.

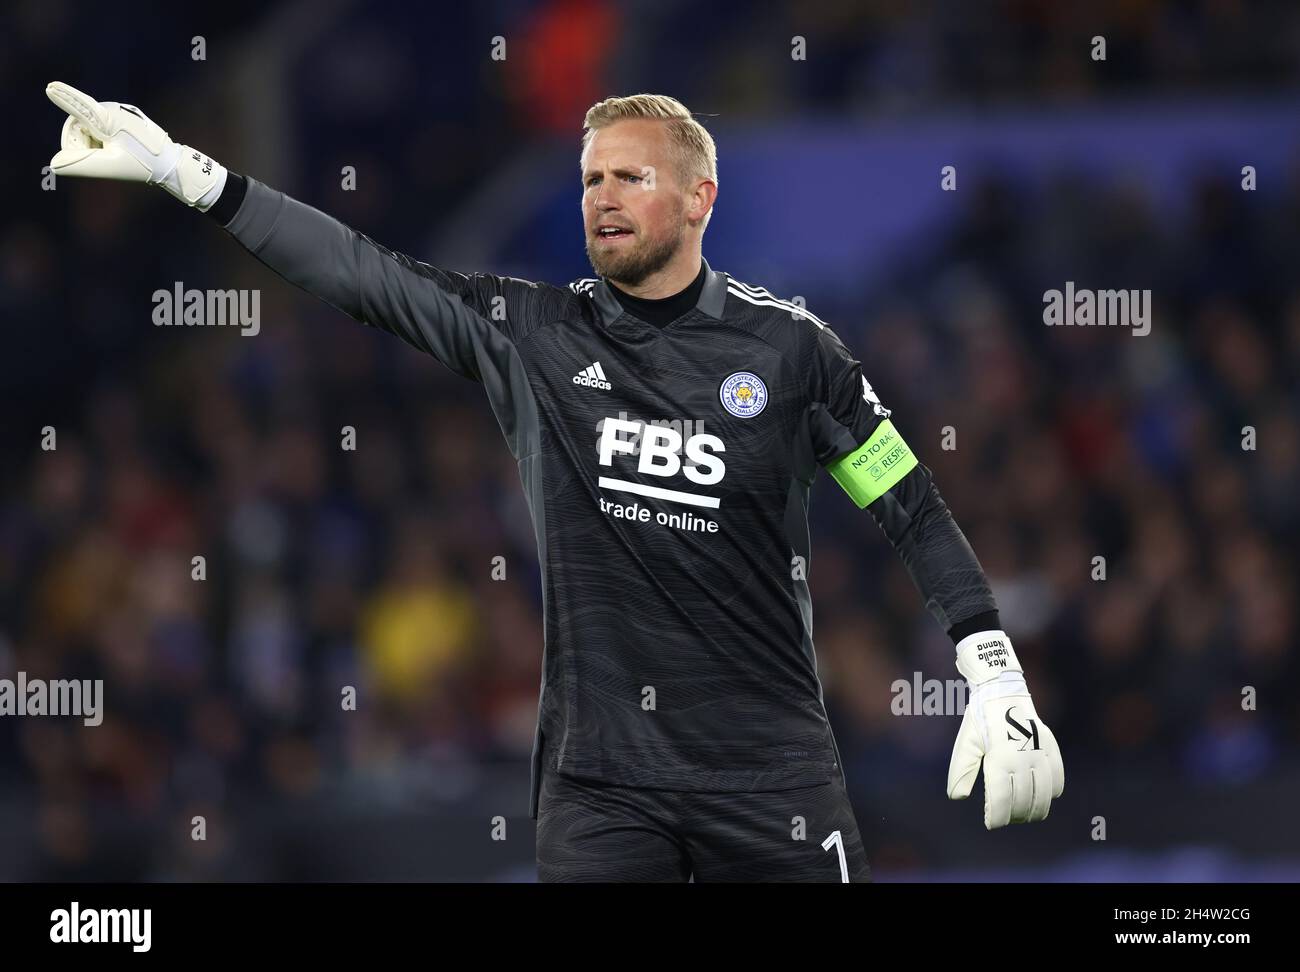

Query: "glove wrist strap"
<box><xmin>156</xmin><ymin>145</ymin><xmax>227</xmax><ymax>211</ymax></box>
<box><xmin>955</xmin><ymin>629</ymin><xmax>1023</xmax><ymax>685</ymax></box>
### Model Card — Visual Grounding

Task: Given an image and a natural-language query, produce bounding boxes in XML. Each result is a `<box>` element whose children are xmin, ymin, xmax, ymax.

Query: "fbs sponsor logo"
<box><xmin>573</xmin><ymin>361</ymin><xmax>612</xmax><ymax>390</ymax></box>
<box><xmin>596</xmin><ymin>415</ymin><xmax>726</xmax><ymax>509</ymax></box>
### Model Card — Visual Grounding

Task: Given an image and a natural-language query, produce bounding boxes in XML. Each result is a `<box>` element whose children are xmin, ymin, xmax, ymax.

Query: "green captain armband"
<box><xmin>826</xmin><ymin>419</ymin><xmax>918</xmax><ymax>508</ymax></box>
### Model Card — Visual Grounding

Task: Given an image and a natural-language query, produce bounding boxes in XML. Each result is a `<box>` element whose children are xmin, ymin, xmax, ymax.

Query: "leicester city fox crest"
<box><xmin>719</xmin><ymin>371</ymin><xmax>768</xmax><ymax>418</ymax></box>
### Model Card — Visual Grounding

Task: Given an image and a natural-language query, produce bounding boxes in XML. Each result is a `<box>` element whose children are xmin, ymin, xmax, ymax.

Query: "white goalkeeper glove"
<box><xmin>947</xmin><ymin>630</ymin><xmax>1064</xmax><ymax>829</ymax></box>
<box><xmin>45</xmin><ymin>81</ymin><xmax>227</xmax><ymax>211</ymax></box>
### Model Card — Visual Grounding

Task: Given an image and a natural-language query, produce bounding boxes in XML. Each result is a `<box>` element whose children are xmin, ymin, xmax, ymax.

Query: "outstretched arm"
<box><xmin>45</xmin><ymin>81</ymin><xmax>543</xmax><ymax>457</ymax></box>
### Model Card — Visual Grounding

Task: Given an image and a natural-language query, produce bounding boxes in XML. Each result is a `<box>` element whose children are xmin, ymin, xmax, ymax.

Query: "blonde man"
<box><xmin>46</xmin><ymin>83</ymin><xmax>1062</xmax><ymax>883</ymax></box>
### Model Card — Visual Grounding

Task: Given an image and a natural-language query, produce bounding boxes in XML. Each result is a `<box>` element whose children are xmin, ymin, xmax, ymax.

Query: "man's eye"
<box><xmin>586</xmin><ymin>177</ymin><xmax>601</xmax><ymax>188</ymax></box>
<box><xmin>624</xmin><ymin>174</ymin><xmax>641</xmax><ymax>184</ymax></box>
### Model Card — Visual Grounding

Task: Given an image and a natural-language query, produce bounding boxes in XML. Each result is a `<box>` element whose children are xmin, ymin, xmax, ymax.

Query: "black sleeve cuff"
<box><xmin>205</xmin><ymin>172</ymin><xmax>248</xmax><ymax>226</ymax></box>
<box><xmin>947</xmin><ymin>610</ymin><xmax>1002</xmax><ymax>645</ymax></box>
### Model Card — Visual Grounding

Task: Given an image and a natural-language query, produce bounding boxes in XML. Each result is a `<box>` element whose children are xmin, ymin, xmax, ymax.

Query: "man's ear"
<box><xmin>689</xmin><ymin>180</ymin><xmax>718</xmax><ymax>224</ymax></box>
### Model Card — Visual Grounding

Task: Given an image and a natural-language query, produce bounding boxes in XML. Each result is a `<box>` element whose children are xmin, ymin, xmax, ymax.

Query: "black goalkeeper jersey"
<box><xmin>220</xmin><ymin>176</ymin><xmax>993</xmax><ymax>819</ymax></box>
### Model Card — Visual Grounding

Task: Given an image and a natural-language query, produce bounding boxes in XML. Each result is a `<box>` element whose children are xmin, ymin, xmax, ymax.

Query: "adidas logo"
<box><xmin>572</xmin><ymin>361</ymin><xmax>612</xmax><ymax>390</ymax></box>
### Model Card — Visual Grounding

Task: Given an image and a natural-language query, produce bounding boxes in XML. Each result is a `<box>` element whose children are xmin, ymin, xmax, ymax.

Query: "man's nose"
<box><xmin>593</xmin><ymin>182</ymin><xmax>619</xmax><ymax>210</ymax></box>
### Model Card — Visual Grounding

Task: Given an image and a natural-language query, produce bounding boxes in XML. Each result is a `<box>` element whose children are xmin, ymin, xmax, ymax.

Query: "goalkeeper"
<box><xmin>46</xmin><ymin>81</ymin><xmax>1063</xmax><ymax>882</ymax></box>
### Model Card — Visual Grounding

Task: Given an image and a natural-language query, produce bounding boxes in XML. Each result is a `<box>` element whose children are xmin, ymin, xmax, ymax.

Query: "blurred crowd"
<box><xmin>2</xmin><ymin>0</ymin><xmax>1298</xmax><ymax>878</ymax></box>
<box><xmin>811</xmin><ymin>167</ymin><xmax>1300</xmax><ymax>804</ymax></box>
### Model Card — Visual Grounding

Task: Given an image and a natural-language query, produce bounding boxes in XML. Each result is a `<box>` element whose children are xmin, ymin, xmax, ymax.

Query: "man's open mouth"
<box><xmin>596</xmin><ymin>226</ymin><xmax>633</xmax><ymax>240</ymax></box>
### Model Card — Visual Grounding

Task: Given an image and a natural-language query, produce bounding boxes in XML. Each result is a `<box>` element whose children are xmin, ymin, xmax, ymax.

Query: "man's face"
<box><xmin>581</xmin><ymin>119</ymin><xmax>688</xmax><ymax>287</ymax></box>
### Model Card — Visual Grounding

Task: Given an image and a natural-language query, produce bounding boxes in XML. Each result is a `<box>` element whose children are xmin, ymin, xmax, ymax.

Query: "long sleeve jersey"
<box><xmin>215</xmin><ymin>176</ymin><xmax>999</xmax><ymax>817</ymax></box>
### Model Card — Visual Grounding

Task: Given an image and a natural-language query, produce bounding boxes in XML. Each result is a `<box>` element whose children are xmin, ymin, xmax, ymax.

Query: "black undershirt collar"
<box><xmin>607</xmin><ymin>262</ymin><xmax>707</xmax><ymax>329</ymax></box>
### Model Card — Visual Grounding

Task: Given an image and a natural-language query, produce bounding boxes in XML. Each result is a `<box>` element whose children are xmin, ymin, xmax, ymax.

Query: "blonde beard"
<box><xmin>586</xmin><ymin>212</ymin><xmax>687</xmax><ymax>287</ymax></box>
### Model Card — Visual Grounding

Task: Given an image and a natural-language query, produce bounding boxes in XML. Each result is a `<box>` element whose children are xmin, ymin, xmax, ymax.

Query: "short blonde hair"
<box><xmin>581</xmin><ymin>94</ymin><xmax>718</xmax><ymax>191</ymax></box>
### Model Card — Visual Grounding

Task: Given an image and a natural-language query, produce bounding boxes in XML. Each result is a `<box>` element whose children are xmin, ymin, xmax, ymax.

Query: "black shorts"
<box><xmin>535</xmin><ymin>769</ymin><xmax>872</xmax><ymax>883</ymax></box>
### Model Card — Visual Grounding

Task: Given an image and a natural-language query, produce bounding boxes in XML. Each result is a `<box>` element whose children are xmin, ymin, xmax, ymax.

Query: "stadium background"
<box><xmin>2</xmin><ymin>0</ymin><xmax>1299</xmax><ymax>880</ymax></box>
